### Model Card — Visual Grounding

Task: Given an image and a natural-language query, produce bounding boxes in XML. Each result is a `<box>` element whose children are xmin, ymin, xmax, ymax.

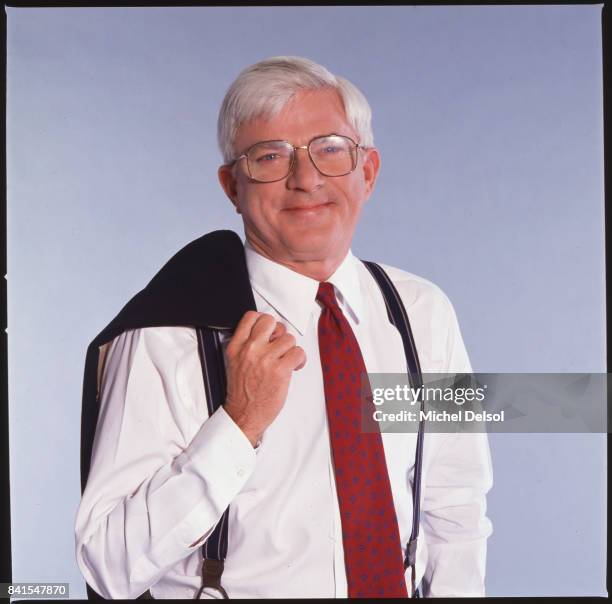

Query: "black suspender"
<box><xmin>141</xmin><ymin>261</ymin><xmax>425</xmax><ymax>600</ymax></box>
<box><xmin>193</xmin><ymin>328</ymin><xmax>230</xmax><ymax>600</ymax></box>
<box><xmin>362</xmin><ymin>261</ymin><xmax>425</xmax><ymax>599</ymax></box>
<box><xmin>137</xmin><ymin>328</ymin><xmax>231</xmax><ymax>601</ymax></box>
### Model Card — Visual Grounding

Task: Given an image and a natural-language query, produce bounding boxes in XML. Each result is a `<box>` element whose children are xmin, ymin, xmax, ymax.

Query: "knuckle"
<box><xmin>260</xmin><ymin>313</ymin><xmax>276</xmax><ymax>327</ymax></box>
<box><xmin>282</xmin><ymin>333</ymin><xmax>296</xmax><ymax>346</ymax></box>
<box><xmin>243</xmin><ymin>340</ymin><xmax>257</xmax><ymax>355</ymax></box>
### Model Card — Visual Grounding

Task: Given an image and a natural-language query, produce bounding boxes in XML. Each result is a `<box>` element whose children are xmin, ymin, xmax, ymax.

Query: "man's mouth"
<box><xmin>284</xmin><ymin>202</ymin><xmax>333</xmax><ymax>212</ymax></box>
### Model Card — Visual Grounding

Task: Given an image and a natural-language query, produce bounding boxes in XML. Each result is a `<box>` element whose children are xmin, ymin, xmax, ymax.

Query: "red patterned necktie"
<box><xmin>316</xmin><ymin>281</ymin><xmax>408</xmax><ymax>598</ymax></box>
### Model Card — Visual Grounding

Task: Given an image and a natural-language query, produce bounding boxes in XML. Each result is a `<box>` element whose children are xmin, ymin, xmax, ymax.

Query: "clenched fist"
<box><xmin>223</xmin><ymin>311</ymin><xmax>307</xmax><ymax>447</ymax></box>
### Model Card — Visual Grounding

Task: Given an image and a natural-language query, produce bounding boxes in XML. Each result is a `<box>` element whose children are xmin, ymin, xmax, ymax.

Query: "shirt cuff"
<box><xmin>175</xmin><ymin>404</ymin><xmax>259</xmax><ymax>546</ymax></box>
<box><xmin>182</xmin><ymin>405</ymin><xmax>258</xmax><ymax>484</ymax></box>
<box><xmin>132</xmin><ymin>406</ymin><xmax>259</xmax><ymax>581</ymax></box>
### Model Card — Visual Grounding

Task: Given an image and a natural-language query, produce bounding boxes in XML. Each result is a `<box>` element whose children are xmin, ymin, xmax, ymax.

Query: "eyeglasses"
<box><xmin>230</xmin><ymin>134</ymin><xmax>363</xmax><ymax>183</ymax></box>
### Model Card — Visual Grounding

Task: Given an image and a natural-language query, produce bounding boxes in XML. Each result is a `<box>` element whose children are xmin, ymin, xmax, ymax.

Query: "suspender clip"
<box><xmin>405</xmin><ymin>537</ymin><xmax>418</xmax><ymax>569</ymax></box>
<box><xmin>404</xmin><ymin>538</ymin><xmax>419</xmax><ymax>598</ymax></box>
<box><xmin>194</xmin><ymin>558</ymin><xmax>229</xmax><ymax>599</ymax></box>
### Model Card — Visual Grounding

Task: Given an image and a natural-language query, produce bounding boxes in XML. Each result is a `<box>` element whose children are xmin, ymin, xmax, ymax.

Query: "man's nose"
<box><xmin>285</xmin><ymin>147</ymin><xmax>324</xmax><ymax>191</ymax></box>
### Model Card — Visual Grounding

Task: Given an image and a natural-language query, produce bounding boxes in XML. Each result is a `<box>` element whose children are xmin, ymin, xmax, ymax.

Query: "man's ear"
<box><xmin>218</xmin><ymin>164</ymin><xmax>241</xmax><ymax>214</ymax></box>
<box><xmin>361</xmin><ymin>147</ymin><xmax>381</xmax><ymax>202</ymax></box>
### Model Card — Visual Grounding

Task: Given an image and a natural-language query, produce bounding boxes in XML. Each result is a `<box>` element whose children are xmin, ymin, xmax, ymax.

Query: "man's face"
<box><xmin>218</xmin><ymin>88</ymin><xmax>380</xmax><ymax>270</ymax></box>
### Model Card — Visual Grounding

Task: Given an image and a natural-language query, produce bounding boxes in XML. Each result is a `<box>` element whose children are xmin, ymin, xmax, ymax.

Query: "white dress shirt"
<box><xmin>75</xmin><ymin>241</ymin><xmax>493</xmax><ymax>599</ymax></box>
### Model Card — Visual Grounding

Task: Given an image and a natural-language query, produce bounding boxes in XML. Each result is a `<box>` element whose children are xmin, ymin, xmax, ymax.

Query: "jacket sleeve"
<box><xmin>420</xmin><ymin>293</ymin><xmax>494</xmax><ymax>597</ymax></box>
<box><xmin>74</xmin><ymin>326</ymin><xmax>257</xmax><ymax>599</ymax></box>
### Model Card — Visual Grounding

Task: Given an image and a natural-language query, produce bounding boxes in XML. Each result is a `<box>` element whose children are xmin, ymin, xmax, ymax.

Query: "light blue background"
<box><xmin>7</xmin><ymin>6</ymin><xmax>606</xmax><ymax>598</ymax></box>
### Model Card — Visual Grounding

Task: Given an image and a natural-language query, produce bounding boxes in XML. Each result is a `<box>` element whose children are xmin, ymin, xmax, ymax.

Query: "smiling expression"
<box><xmin>218</xmin><ymin>87</ymin><xmax>380</xmax><ymax>279</ymax></box>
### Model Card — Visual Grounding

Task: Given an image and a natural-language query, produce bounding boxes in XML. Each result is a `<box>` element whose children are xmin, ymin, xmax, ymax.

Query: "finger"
<box><xmin>279</xmin><ymin>346</ymin><xmax>307</xmax><ymax>371</ymax></box>
<box><xmin>268</xmin><ymin>321</ymin><xmax>287</xmax><ymax>342</ymax></box>
<box><xmin>265</xmin><ymin>332</ymin><xmax>297</xmax><ymax>358</ymax></box>
<box><xmin>227</xmin><ymin>310</ymin><xmax>262</xmax><ymax>351</ymax></box>
<box><xmin>249</xmin><ymin>313</ymin><xmax>278</xmax><ymax>342</ymax></box>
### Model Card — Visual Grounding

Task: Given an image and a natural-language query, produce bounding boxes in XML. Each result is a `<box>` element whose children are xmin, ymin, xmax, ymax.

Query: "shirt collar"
<box><xmin>244</xmin><ymin>240</ymin><xmax>365</xmax><ymax>335</ymax></box>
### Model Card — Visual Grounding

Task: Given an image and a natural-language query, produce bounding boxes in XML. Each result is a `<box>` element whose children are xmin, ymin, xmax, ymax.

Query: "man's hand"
<box><xmin>223</xmin><ymin>311</ymin><xmax>306</xmax><ymax>447</ymax></box>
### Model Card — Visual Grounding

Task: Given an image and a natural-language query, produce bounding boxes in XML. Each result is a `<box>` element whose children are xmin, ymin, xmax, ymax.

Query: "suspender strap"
<box><xmin>194</xmin><ymin>327</ymin><xmax>231</xmax><ymax>600</ymax></box>
<box><xmin>137</xmin><ymin>327</ymin><xmax>230</xmax><ymax>601</ymax></box>
<box><xmin>362</xmin><ymin>261</ymin><xmax>425</xmax><ymax>599</ymax></box>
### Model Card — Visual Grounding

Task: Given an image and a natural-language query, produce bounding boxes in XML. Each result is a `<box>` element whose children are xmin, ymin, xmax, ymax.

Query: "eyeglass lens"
<box><xmin>246</xmin><ymin>135</ymin><xmax>357</xmax><ymax>182</ymax></box>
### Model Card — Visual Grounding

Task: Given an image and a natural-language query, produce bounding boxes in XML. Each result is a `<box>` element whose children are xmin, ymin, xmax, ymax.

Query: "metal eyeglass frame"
<box><xmin>229</xmin><ymin>133</ymin><xmax>364</xmax><ymax>183</ymax></box>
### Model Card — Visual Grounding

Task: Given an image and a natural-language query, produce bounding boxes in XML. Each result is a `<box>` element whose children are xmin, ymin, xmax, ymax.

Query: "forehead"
<box><xmin>234</xmin><ymin>88</ymin><xmax>357</xmax><ymax>151</ymax></box>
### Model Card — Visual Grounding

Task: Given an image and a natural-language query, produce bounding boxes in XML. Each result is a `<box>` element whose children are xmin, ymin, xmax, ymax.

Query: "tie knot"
<box><xmin>316</xmin><ymin>281</ymin><xmax>338</xmax><ymax>310</ymax></box>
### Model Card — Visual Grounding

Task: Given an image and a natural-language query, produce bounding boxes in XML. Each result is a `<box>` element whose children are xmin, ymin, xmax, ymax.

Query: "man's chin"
<box><xmin>281</xmin><ymin>234</ymin><xmax>346</xmax><ymax>262</ymax></box>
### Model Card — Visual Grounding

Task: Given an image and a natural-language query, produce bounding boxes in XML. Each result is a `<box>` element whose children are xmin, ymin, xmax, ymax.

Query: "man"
<box><xmin>75</xmin><ymin>56</ymin><xmax>493</xmax><ymax>599</ymax></box>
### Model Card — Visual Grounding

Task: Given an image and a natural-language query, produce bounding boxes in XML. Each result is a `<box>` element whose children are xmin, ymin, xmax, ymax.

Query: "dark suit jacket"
<box><xmin>80</xmin><ymin>230</ymin><xmax>256</xmax><ymax>494</ymax></box>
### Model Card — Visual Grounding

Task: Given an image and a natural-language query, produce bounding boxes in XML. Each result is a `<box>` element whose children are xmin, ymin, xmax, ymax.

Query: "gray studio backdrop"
<box><xmin>7</xmin><ymin>6</ymin><xmax>606</xmax><ymax>598</ymax></box>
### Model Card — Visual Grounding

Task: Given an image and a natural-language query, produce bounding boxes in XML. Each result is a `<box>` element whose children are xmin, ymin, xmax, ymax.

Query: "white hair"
<box><xmin>217</xmin><ymin>55</ymin><xmax>374</xmax><ymax>164</ymax></box>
